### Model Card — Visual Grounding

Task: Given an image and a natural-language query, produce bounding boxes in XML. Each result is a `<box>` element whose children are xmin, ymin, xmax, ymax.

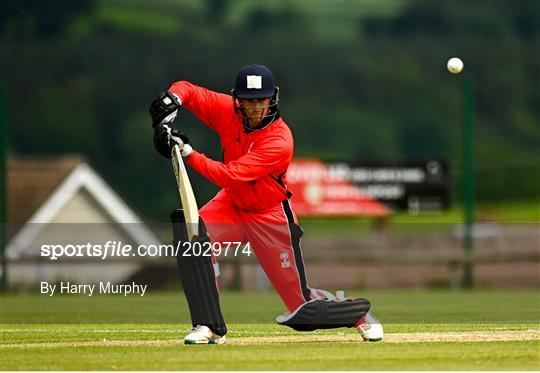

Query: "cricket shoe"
<box><xmin>184</xmin><ymin>325</ymin><xmax>227</xmax><ymax>345</ymax></box>
<box><xmin>356</xmin><ymin>312</ymin><xmax>384</xmax><ymax>342</ymax></box>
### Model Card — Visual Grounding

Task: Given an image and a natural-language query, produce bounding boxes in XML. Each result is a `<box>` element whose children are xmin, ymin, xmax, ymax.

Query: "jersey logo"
<box><xmin>247</xmin><ymin>75</ymin><xmax>262</xmax><ymax>89</ymax></box>
<box><xmin>280</xmin><ymin>252</ymin><xmax>291</xmax><ymax>269</ymax></box>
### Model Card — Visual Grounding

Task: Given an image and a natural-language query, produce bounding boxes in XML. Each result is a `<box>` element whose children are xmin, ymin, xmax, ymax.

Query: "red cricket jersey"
<box><xmin>169</xmin><ymin>81</ymin><xmax>293</xmax><ymax>211</ymax></box>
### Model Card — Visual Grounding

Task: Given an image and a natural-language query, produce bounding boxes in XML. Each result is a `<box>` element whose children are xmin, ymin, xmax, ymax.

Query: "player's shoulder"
<box><xmin>256</xmin><ymin>118</ymin><xmax>293</xmax><ymax>152</ymax></box>
<box><xmin>258</xmin><ymin>118</ymin><xmax>290</xmax><ymax>139</ymax></box>
<box><xmin>272</xmin><ymin>117</ymin><xmax>293</xmax><ymax>138</ymax></box>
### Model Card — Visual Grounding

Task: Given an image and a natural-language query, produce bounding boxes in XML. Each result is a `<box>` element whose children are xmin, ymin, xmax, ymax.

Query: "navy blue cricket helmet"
<box><xmin>232</xmin><ymin>64</ymin><xmax>280</xmax><ymax>130</ymax></box>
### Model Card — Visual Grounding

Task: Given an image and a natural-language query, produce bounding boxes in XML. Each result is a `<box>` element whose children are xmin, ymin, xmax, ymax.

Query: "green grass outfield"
<box><xmin>2</xmin><ymin>290</ymin><xmax>539</xmax><ymax>370</ymax></box>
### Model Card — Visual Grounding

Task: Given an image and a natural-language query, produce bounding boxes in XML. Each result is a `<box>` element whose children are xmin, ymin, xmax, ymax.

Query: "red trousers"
<box><xmin>200</xmin><ymin>189</ymin><xmax>311</xmax><ymax>311</ymax></box>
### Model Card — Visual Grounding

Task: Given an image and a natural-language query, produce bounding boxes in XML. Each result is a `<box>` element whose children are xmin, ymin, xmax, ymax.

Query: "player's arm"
<box><xmin>152</xmin><ymin>126</ymin><xmax>292</xmax><ymax>186</ymax></box>
<box><xmin>168</xmin><ymin>81</ymin><xmax>232</xmax><ymax>133</ymax></box>
<box><xmin>149</xmin><ymin>82</ymin><xmax>231</xmax><ymax>133</ymax></box>
<box><xmin>186</xmin><ymin>135</ymin><xmax>293</xmax><ymax>188</ymax></box>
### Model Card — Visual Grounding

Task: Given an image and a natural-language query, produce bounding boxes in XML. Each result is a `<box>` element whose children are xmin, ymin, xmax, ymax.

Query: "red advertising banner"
<box><xmin>287</xmin><ymin>158</ymin><xmax>390</xmax><ymax>217</ymax></box>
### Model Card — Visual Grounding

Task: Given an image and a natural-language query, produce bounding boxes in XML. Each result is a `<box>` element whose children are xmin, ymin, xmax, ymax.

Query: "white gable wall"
<box><xmin>53</xmin><ymin>188</ymin><xmax>114</xmax><ymax>223</ymax></box>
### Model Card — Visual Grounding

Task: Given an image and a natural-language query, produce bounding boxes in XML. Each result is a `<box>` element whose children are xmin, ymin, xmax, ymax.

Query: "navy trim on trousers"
<box><xmin>282</xmin><ymin>200</ymin><xmax>311</xmax><ymax>302</ymax></box>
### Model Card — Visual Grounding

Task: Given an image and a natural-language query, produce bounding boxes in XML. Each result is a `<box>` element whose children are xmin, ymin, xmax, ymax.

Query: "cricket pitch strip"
<box><xmin>1</xmin><ymin>330</ymin><xmax>538</xmax><ymax>349</ymax></box>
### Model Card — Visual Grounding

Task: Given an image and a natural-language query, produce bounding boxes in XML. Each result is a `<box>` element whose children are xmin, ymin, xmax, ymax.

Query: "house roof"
<box><xmin>8</xmin><ymin>155</ymin><xmax>85</xmax><ymax>225</ymax></box>
<box><xmin>6</xmin><ymin>155</ymin><xmax>160</xmax><ymax>258</ymax></box>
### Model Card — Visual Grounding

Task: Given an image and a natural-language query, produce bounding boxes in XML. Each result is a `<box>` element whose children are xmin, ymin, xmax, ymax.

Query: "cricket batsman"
<box><xmin>149</xmin><ymin>64</ymin><xmax>383</xmax><ymax>344</ymax></box>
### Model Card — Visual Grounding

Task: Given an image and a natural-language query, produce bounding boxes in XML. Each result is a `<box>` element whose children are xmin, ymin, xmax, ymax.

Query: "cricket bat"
<box><xmin>171</xmin><ymin>145</ymin><xmax>199</xmax><ymax>243</ymax></box>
